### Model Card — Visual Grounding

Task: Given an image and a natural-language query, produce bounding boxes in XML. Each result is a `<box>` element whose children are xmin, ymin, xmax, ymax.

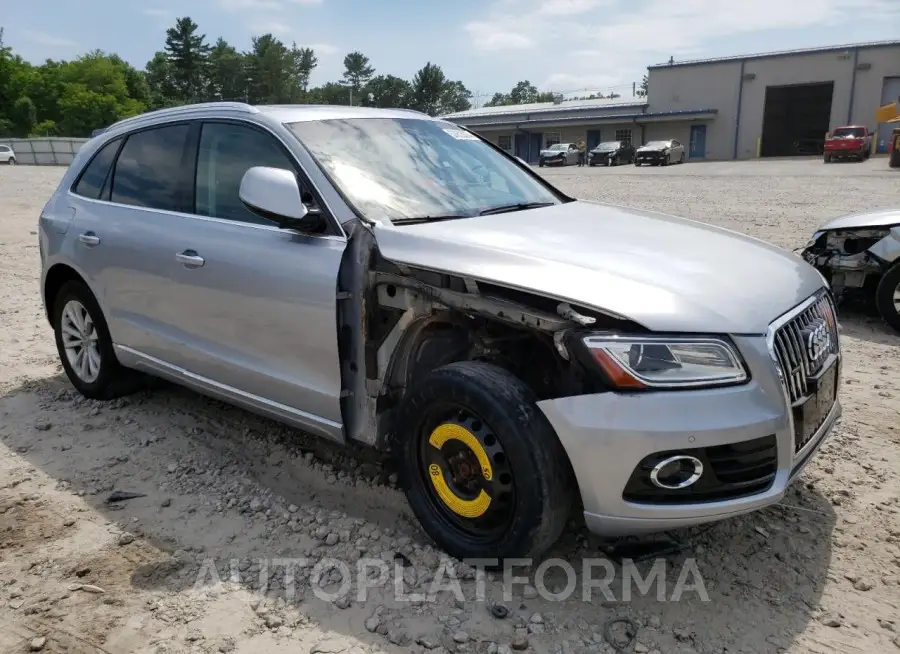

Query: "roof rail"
<box><xmin>108</xmin><ymin>101</ymin><xmax>258</xmax><ymax>130</ymax></box>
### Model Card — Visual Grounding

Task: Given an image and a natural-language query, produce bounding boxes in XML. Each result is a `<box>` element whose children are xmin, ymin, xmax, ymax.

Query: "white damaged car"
<box><xmin>800</xmin><ymin>208</ymin><xmax>900</xmax><ymax>332</ymax></box>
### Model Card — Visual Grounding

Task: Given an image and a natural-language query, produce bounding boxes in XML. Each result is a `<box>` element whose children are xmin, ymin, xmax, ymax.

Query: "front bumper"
<box><xmin>536</xmin><ymin>332</ymin><xmax>842</xmax><ymax>537</ymax></box>
<box><xmin>635</xmin><ymin>151</ymin><xmax>667</xmax><ymax>164</ymax></box>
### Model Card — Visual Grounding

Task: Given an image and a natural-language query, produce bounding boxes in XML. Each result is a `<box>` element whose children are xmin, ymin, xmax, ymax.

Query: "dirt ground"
<box><xmin>1</xmin><ymin>159</ymin><xmax>899</xmax><ymax>654</ymax></box>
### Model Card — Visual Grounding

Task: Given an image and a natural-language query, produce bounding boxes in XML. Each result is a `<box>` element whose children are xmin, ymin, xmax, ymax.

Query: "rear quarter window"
<box><xmin>72</xmin><ymin>138</ymin><xmax>123</xmax><ymax>200</ymax></box>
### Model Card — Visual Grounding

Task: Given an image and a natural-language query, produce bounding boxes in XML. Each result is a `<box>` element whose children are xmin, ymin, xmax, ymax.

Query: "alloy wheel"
<box><xmin>60</xmin><ymin>299</ymin><xmax>102</xmax><ymax>383</ymax></box>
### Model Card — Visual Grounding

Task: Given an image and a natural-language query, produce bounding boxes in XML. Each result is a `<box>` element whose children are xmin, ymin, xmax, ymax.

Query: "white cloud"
<box><xmin>219</xmin><ymin>0</ymin><xmax>282</xmax><ymax>10</ymax></box>
<box><xmin>23</xmin><ymin>31</ymin><xmax>76</xmax><ymax>48</ymax></box>
<box><xmin>250</xmin><ymin>20</ymin><xmax>292</xmax><ymax>34</ymax></box>
<box><xmin>300</xmin><ymin>43</ymin><xmax>340</xmax><ymax>56</ymax></box>
<box><xmin>464</xmin><ymin>22</ymin><xmax>533</xmax><ymax>51</ymax></box>
<box><xmin>463</xmin><ymin>0</ymin><xmax>900</xmax><ymax>92</ymax></box>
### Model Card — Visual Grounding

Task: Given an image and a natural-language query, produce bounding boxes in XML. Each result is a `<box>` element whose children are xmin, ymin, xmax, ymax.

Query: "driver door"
<box><xmin>164</xmin><ymin>120</ymin><xmax>346</xmax><ymax>439</ymax></box>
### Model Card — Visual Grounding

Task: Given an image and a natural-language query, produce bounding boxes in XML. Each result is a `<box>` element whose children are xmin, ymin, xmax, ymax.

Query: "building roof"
<box><xmin>450</xmin><ymin>108</ymin><xmax>717</xmax><ymax>128</ymax></box>
<box><xmin>650</xmin><ymin>39</ymin><xmax>900</xmax><ymax>69</ymax></box>
<box><xmin>442</xmin><ymin>96</ymin><xmax>647</xmax><ymax>120</ymax></box>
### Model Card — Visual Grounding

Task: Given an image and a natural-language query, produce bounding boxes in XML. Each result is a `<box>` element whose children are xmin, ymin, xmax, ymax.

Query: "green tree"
<box><xmin>164</xmin><ymin>16</ymin><xmax>211</xmax><ymax>102</ymax></box>
<box><xmin>409</xmin><ymin>62</ymin><xmax>446</xmax><ymax>116</ymax></box>
<box><xmin>341</xmin><ymin>51</ymin><xmax>375</xmax><ymax>98</ymax></box>
<box><xmin>440</xmin><ymin>80</ymin><xmax>472</xmax><ymax>114</ymax></box>
<box><xmin>206</xmin><ymin>38</ymin><xmax>246</xmax><ymax>101</ymax></box>
<box><xmin>306</xmin><ymin>81</ymin><xmax>351</xmax><ymax>105</ymax></box>
<box><xmin>637</xmin><ymin>74</ymin><xmax>648</xmax><ymax>97</ymax></box>
<box><xmin>288</xmin><ymin>43</ymin><xmax>318</xmax><ymax>100</ymax></box>
<box><xmin>363</xmin><ymin>74</ymin><xmax>410</xmax><ymax>108</ymax></box>
<box><xmin>145</xmin><ymin>51</ymin><xmax>179</xmax><ymax>109</ymax></box>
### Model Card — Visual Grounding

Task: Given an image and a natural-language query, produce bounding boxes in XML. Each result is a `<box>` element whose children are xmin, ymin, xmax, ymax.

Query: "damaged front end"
<box><xmin>335</xmin><ymin>222</ymin><xmax>644</xmax><ymax>450</ymax></box>
<box><xmin>800</xmin><ymin>227</ymin><xmax>895</xmax><ymax>299</ymax></box>
<box><xmin>799</xmin><ymin>211</ymin><xmax>900</xmax><ymax>332</ymax></box>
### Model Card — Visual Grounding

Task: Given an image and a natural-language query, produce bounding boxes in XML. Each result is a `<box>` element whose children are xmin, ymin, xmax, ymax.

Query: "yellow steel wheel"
<box><xmin>427</xmin><ymin>423</ymin><xmax>493</xmax><ymax>518</ymax></box>
<box><xmin>419</xmin><ymin>412</ymin><xmax>515</xmax><ymax>538</ymax></box>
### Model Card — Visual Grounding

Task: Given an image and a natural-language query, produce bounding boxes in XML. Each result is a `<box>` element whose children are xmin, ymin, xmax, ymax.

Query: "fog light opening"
<box><xmin>650</xmin><ymin>455</ymin><xmax>704</xmax><ymax>490</ymax></box>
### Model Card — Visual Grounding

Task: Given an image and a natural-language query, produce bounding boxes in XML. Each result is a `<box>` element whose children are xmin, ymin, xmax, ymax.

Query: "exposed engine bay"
<box><xmin>802</xmin><ymin>228</ymin><xmax>893</xmax><ymax>299</ymax></box>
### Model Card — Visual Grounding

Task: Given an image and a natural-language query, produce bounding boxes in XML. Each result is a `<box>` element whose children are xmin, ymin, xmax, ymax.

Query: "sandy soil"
<box><xmin>1</xmin><ymin>159</ymin><xmax>899</xmax><ymax>654</ymax></box>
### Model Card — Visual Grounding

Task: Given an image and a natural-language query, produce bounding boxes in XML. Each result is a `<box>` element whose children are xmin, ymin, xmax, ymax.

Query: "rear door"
<box><xmin>161</xmin><ymin>120</ymin><xmax>346</xmax><ymax>436</ymax></box>
<box><xmin>68</xmin><ymin>123</ymin><xmax>195</xmax><ymax>359</ymax></box>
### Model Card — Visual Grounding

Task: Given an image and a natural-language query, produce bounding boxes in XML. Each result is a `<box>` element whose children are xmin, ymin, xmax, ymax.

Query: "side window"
<box><xmin>111</xmin><ymin>124</ymin><xmax>191</xmax><ymax>212</ymax></box>
<box><xmin>195</xmin><ymin>122</ymin><xmax>303</xmax><ymax>225</ymax></box>
<box><xmin>73</xmin><ymin>138</ymin><xmax>122</xmax><ymax>200</ymax></box>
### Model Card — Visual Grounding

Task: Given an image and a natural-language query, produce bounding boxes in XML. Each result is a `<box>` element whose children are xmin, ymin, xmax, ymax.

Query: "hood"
<box><xmin>373</xmin><ymin>200</ymin><xmax>826</xmax><ymax>334</ymax></box>
<box><xmin>637</xmin><ymin>144</ymin><xmax>667</xmax><ymax>151</ymax></box>
<box><xmin>592</xmin><ymin>146</ymin><xmax>617</xmax><ymax>153</ymax></box>
<box><xmin>541</xmin><ymin>149</ymin><xmax>566</xmax><ymax>156</ymax></box>
<box><xmin>818</xmin><ymin>208</ymin><xmax>900</xmax><ymax>231</ymax></box>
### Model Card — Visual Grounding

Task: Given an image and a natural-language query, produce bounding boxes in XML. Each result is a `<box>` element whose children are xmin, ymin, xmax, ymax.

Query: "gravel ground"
<box><xmin>1</xmin><ymin>159</ymin><xmax>899</xmax><ymax>654</ymax></box>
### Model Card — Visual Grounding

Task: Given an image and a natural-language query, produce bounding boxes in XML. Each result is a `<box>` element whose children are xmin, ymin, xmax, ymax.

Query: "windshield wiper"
<box><xmin>478</xmin><ymin>201</ymin><xmax>555</xmax><ymax>216</ymax></box>
<box><xmin>392</xmin><ymin>214</ymin><xmax>472</xmax><ymax>225</ymax></box>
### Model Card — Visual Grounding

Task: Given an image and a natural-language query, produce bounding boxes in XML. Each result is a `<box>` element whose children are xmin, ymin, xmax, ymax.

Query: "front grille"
<box><xmin>770</xmin><ymin>292</ymin><xmax>840</xmax><ymax>453</ymax></box>
<box><xmin>622</xmin><ymin>435</ymin><xmax>778</xmax><ymax>505</ymax></box>
<box><xmin>770</xmin><ymin>293</ymin><xmax>839</xmax><ymax>404</ymax></box>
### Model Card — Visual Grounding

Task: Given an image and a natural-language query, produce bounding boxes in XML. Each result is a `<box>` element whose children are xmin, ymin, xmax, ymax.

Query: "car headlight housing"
<box><xmin>581</xmin><ymin>335</ymin><xmax>748</xmax><ymax>390</ymax></box>
<box><xmin>803</xmin><ymin>231</ymin><xmax>825</xmax><ymax>249</ymax></box>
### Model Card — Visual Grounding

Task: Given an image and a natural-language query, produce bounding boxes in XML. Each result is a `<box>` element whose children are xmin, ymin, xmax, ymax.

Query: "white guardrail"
<box><xmin>2</xmin><ymin>137</ymin><xmax>91</xmax><ymax>166</ymax></box>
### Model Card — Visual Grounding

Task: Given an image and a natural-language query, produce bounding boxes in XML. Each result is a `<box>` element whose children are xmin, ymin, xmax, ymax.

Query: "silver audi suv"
<box><xmin>39</xmin><ymin>102</ymin><xmax>842</xmax><ymax>560</ymax></box>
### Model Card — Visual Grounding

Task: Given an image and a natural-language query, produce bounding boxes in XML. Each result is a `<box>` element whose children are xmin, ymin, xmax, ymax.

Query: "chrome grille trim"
<box><xmin>766</xmin><ymin>290</ymin><xmax>842</xmax><ymax>458</ymax></box>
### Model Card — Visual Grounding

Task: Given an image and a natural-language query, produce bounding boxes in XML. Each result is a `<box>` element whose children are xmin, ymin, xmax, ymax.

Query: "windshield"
<box><xmin>287</xmin><ymin>118</ymin><xmax>560</xmax><ymax>223</ymax></box>
<box><xmin>832</xmin><ymin>127</ymin><xmax>865</xmax><ymax>138</ymax></box>
<box><xmin>644</xmin><ymin>141</ymin><xmax>669</xmax><ymax>148</ymax></box>
<box><xmin>594</xmin><ymin>141</ymin><xmax>620</xmax><ymax>150</ymax></box>
<box><xmin>547</xmin><ymin>144</ymin><xmax>567</xmax><ymax>151</ymax></box>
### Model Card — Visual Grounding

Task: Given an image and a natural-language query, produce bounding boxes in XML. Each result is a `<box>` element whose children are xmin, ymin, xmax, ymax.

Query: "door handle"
<box><xmin>78</xmin><ymin>232</ymin><xmax>100</xmax><ymax>246</ymax></box>
<box><xmin>176</xmin><ymin>250</ymin><xmax>205</xmax><ymax>268</ymax></box>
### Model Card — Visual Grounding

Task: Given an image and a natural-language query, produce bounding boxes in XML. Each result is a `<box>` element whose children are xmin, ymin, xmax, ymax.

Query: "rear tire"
<box><xmin>8</xmin><ymin>158</ymin><xmax>15</xmax><ymax>165</ymax></box>
<box><xmin>875</xmin><ymin>264</ymin><xmax>900</xmax><ymax>334</ymax></box>
<box><xmin>393</xmin><ymin>361</ymin><xmax>573</xmax><ymax>561</ymax></box>
<box><xmin>51</xmin><ymin>280</ymin><xmax>146</xmax><ymax>400</ymax></box>
<box><xmin>823</xmin><ymin>153</ymin><xmax>831</xmax><ymax>163</ymax></box>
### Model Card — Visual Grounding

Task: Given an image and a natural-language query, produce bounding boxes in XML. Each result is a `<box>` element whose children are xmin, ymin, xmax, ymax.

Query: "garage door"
<box><xmin>877</xmin><ymin>77</ymin><xmax>900</xmax><ymax>153</ymax></box>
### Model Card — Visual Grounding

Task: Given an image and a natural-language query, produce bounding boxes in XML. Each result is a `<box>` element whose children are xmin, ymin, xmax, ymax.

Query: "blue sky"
<box><xmin>4</xmin><ymin>0</ymin><xmax>899</xmax><ymax>106</ymax></box>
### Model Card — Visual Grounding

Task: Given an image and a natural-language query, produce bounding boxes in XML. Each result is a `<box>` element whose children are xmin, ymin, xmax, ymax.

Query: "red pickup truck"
<box><xmin>823</xmin><ymin>125</ymin><xmax>872</xmax><ymax>162</ymax></box>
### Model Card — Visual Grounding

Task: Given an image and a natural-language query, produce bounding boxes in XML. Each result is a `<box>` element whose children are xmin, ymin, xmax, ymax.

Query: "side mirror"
<box><xmin>239</xmin><ymin>166</ymin><xmax>322</xmax><ymax>231</ymax></box>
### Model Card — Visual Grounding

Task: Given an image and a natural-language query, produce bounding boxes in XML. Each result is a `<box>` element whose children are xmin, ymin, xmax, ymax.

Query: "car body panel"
<box><xmin>816</xmin><ymin>208</ymin><xmax>900</xmax><ymax>231</ymax></box>
<box><xmin>539</xmin><ymin>143</ymin><xmax>578</xmax><ymax>166</ymax></box>
<box><xmin>635</xmin><ymin>139</ymin><xmax>684</xmax><ymax>164</ymax></box>
<box><xmin>588</xmin><ymin>141</ymin><xmax>635</xmax><ymax>165</ymax></box>
<box><xmin>373</xmin><ymin>199</ymin><xmax>825</xmax><ymax>334</ymax></box>
<box><xmin>0</xmin><ymin>144</ymin><xmax>15</xmax><ymax>163</ymax></box>
<box><xmin>537</xmin><ymin>334</ymin><xmax>841</xmax><ymax>535</ymax></box>
<box><xmin>40</xmin><ymin>102</ymin><xmax>842</xmax><ymax>547</ymax></box>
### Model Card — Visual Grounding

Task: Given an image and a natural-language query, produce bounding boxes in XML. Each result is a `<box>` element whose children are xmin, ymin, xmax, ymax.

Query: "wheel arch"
<box><xmin>43</xmin><ymin>263</ymin><xmax>93</xmax><ymax>326</ymax></box>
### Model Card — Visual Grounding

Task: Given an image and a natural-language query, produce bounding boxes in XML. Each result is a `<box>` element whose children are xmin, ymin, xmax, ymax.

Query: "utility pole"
<box><xmin>632</xmin><ymin>81</ymin><xmax>636</xmax><ymax>96</ymax></box>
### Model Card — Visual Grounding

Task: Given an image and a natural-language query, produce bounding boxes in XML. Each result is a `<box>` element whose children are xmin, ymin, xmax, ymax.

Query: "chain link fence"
<box><xmin>1</xmin><ymin>138</ymin><xmax>90</xmax><ymax>166</ymax></box>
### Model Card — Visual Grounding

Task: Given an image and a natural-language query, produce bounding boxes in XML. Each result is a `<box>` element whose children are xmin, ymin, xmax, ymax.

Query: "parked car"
<box><xmin>0</xmin><ymin>144</ymin><xmax>16</xmax><ymax>165</ymax></box>
<box><xmin>588</xmin><ymin>141</ymin><xmax>634</xmax><ymax>166</ymax></box>
<box><xmin>800</xmin><ymin>208</ymin><xmax>900</xmax><ymax>332</ymax></box>
<box><xmin>40</xmin><ymin>102</ymin><xmax>842</xmax><ymax>561</ymax></box>
<box><xmin>634</xmin><ymin>139</ymin><xmax>685</xmax><ymax>166</ymax></box>
<box><xmin>823</xmin><ymin>126</ymin><xmax>872</xmax><ymax>162</ymax></box>
<box><xmin>538</xmin><ymin>142</ymin><xmax>578</xmax><ymax>167</ymax></box>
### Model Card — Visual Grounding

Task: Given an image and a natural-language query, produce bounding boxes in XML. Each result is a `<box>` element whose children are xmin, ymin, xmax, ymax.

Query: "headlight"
<box><xmin>581</xmin><ymin>335</ymin><xmax>748</xmax><ymax>390</ymax></box>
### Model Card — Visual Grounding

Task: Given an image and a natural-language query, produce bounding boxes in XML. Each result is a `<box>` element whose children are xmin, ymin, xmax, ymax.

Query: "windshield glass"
<box><xmin>287</xmin><ymin>118</ymin><xmax>560</xmax><ymax>223</ymax></box>
<box><xmin>644</xmin><ymin>141</ymin><xmax>669</xmax><ymax>148</ymax></box>
<box><xmin>832</xmin><ymin>127</ymin><xmax>865</xmax><ymax>138</ymax></box>
<box><xmin>594</xmin><ymin>141</ymin><xmax>619</xmax><ymax>150</ymax></box>
<box><xmin>547</xmin><ymin>144</ymin><xmax>567</xmax><ymax>151</ymax></box>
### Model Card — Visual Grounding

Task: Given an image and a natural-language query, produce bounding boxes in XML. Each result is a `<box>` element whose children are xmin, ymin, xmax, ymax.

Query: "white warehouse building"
<box><xmin>442</xmin><ymin>39</ymin><xmax>900</xmax><ymax>162</ymax></box>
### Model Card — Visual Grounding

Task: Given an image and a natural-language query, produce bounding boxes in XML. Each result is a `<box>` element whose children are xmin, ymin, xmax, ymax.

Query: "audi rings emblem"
<box><xmin>805</xmin><ymin>321</ymin><xmax>831</xmax><ymax>363</ymax></box>
<box><xmin>649</xmin><ymin>455</ymin><xmax>704</xmax><ymax>490</ymax></box>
